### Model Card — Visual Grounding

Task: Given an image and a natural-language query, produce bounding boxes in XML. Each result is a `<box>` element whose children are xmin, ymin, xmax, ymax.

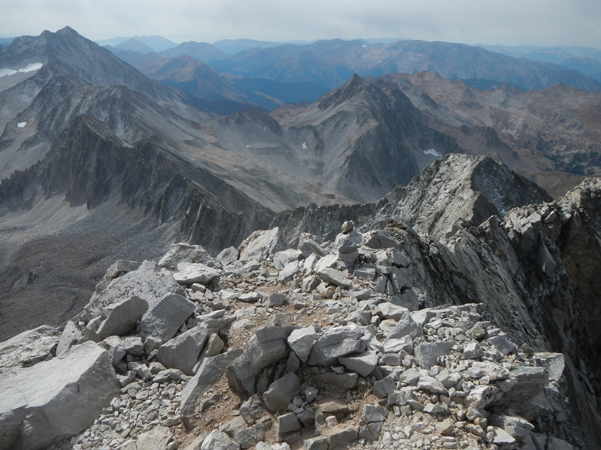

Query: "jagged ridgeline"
<box><xmin>2</xmin><ymin>154</ymin><xmax>601</xmax><ymax>449</ymax></box>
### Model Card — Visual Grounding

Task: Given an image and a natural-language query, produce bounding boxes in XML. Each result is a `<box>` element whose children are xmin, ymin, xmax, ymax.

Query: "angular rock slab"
<box><xmin>180</xmin><ymin>349</ymin><xmax>243</xmax><ymax>426</ymax></box>
<box><xmin>200</xmin><ymin>430</ymin><xmax>240</xmax><ymax>450</ymax></box>
<box><xmin>156</xmin><ymin>326</ymin><xmax>214</xmax><ymax>375</ymax></box>
<box><xmin>0</xmin><ymin>341</ymin><xmax>119</xmax><ymax>450</ymax></box>
<box><xmin>139</xmin><ymin>293</ymin><xmax>196</xmax><ymax>341</ymax></box>
<box><xmin>0</xmin><ymin>325</ymin><xmax>60</xmax><ymax>369</ymax></box>
<box><xmin>308</xmin><ymin>326</ymin><xmax>365</xmax><ymax>366</ymax></box>
<box><xmin>263</xmin><ymin>372</ymin><xmax>301</xmax><ymax>412</ymax></box>
<box><xmin>96</xmin><ymin>295</ymin><xmax>148</xmax><ymax>340</ymax></box>
<box><xmin>158</xmin><ymin>242</ymin><xmax>218</xmax><ymax>270</ymax></box>
<box><xmin>137</xmin><ymin>426</ymin><xmax>172</xmax><ymax>450</ymax></box>
<box><xmin>415</xmin><ymin>341</ymin><xmax>456</xmax><ymax>369</ymax></box>
<box><xmin>173</xmin><ymin>262</ymin><xmax>222</xmax><ymax>286</ymax></box>
<box><xmin>339</xmin><ymin>349</ymin><xmax>378</xmax><ymax>377</ymax></box>
<box><xmin>238</xmin><ymin>228</ymin><xmax>289</xmax><ymax>261</ymax></box>
<box><xmin>83</xmin><ymin>260</ymin><xmax>183</xmax><ymax>318</ymax></box>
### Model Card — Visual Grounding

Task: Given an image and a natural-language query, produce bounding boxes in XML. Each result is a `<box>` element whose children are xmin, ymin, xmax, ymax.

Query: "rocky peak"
<box><xmin>377</xmin><ymin>154</ymin><xmax>553</xmax><ymax>239</ymax></box>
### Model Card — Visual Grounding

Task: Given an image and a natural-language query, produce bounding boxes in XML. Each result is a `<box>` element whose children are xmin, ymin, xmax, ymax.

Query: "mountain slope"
<box><xmin>375</xmin><ymin>71</ymin><xmax>601</xmax><ymax>194</ymax></box>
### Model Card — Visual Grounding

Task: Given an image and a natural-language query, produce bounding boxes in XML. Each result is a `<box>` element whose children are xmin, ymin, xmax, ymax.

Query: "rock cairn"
<box><xmin>0</xmin><ymin>222</ymin><xmax>573</xmax><ymax>450</ymax></box>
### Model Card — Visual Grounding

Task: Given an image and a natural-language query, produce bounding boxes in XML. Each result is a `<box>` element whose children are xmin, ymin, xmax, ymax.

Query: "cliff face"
<box><xmin>271</xmin><ymin>155</ymin><xmax>601</xmax><ymax>448</ymax></box>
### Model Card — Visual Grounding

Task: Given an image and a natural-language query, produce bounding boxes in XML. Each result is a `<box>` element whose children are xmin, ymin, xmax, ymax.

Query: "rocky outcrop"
<box><xmin>1</xmin><ymin>155</ymin><xmax>601</xmax><ymax>450</ymax></box>
<box><xmin>0</xmin><ymin>341</ymin><xmax>119</xmax><ymax>450</ymax></box>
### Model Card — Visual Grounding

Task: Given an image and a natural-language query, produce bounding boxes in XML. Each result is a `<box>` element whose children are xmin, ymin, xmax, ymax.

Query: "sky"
<box><xmin>1</xmin><ymin>0</ymin><xmax>601</xmax><ymax>49</ymax></box>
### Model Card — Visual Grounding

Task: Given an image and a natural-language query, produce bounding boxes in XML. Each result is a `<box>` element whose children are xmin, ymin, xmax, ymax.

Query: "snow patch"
<box><xmin>422</xmin><ymin>149</ymin><xmax>442</xmax><ymax>158</ymax></box>
<box><xmin>17</xmin><ymin>122</ymin><xmax>27</xmax><ymax>128</ymax></box>
<box><xmin>0</xmin><ymin>63</ymin><xmax>43</xmax><ymax>78</ymax></box>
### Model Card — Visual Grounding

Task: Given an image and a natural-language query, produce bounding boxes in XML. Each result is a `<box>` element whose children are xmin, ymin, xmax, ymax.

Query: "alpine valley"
<box><xmin>1</xmin><ymin>27</ymin><xmax>600</xmax><ymax>450</ymax></box>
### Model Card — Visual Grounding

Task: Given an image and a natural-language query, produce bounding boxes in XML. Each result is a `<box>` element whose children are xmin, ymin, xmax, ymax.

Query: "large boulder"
<box><xmin>238</xmin><ymin>228</ymin><xmax>289</xmax><ymax>261</ymax></box>
<box><xmin>95</xmin><ymin>296</ymin><xmax>149</xmax><ymax>340</ymax></box>
<box><xmin>158</xmin><ymin>242</ymin><xmax>219</xmax><ymax>270</ymax></box>
<box><xmin>82</xmin><ymin>260</ymin><xmax>184</xmax><ymax>319</ymax></box>
<box><xmin>0</xmin><ymin>341</ymin><xmax>119</xmax><ymax>450</ymax></box>
<box><xmin>156</xmin><ymin>326</ymin><xmax>214</xmax><ymax>375</ymax></box>
<box><xmin>0</xmin><ymin>325</ymin><xmax>60</xmax><ymax>369</ymax></box>
<box><xmin>180</xmin><ymin>349</ymin><xmax>244</xmax><ymax>427</ymax></box>
<box><xmin>139</xmin><ymin>294</ymin><xmax>196</xmax><ymax>341</ymax></box>
<box><xmin>172</xmin><ymin>263</ymin><xmax>222</xmax><ymax>286</ymax></box>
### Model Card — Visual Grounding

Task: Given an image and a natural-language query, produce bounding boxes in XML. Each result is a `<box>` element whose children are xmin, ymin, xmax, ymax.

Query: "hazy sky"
<box><xmin>2</xmin><ymin>0</ymin><xmax>601</xmax><ymax>48</ymax></box>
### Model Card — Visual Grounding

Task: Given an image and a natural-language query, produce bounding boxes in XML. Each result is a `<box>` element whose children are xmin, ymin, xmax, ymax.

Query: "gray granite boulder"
<box><xmin>0</xmin><ymin>341</ymin><xmax>119</xmax><ymax>450</ymax></box>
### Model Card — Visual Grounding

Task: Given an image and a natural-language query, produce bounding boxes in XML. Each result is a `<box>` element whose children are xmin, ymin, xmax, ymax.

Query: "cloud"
<box><xmin>1</xmin><ymin>0</ymin><xmax>600</xmax><ymax>48</ymax></box>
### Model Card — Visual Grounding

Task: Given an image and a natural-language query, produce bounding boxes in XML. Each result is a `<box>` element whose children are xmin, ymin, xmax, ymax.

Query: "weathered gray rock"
<box><xmin>304</xmin><ymin>436</ymin><xmax>328</xmax><ymax>450</ymax></box>
<box><xmin>362</xmin><ymin>230</ymin><xmax>400</xmax><ymax>250</ymax></box>
<box><xmin>389</xmin><ymin>267</ymin><xmax>412</xmax><ymax>293</ymax></box>
<box><xmin>56</xmin><ymin>321</ymin><xmax>83</xmax><ymax>357</ymax></box>
<box><xmin>393</xmin><ymin>290</ymin><xmax>420</xmax><ymax>311</ymax></box>
<box><xmin>463</xmin><ymin>342</ymin><xmax>484</xmax><ymax>359</ymax></box>
<box><xmin>339</xmin><ymin>349</ymin><xmax>378</xmax><ymax>377</ymax></box>
<box><xmin>159</xmin><ymin>243</ymin><xmax>219</xmax><ymax>270</ymax></box>
<box><xmin>417</xmin><ymin>376</ymin><xmax>447</xmax><ymax>394</ymax></box>
<box><xmin>328</xmin><ymin>424</ymin><xmax>358</xmax><ymax>450</ymax></box>
<box><xmin>229</xmin><ymin>335</ymin><xmax>290</xmax><ymax>394</ymax></box>
<box><xmin>436</xmin><ymin>369</ymin><xmax>462</xmax><ymax>389</ymax></box>
<box><xmin>100</xmin><ymin>335</ymin><xmax>126</xmax><ymax>365</ymax></box>
<box><xmin>263</xmin><ymin>372</ymin><xmax>301</xmax><ymax>412</ymax></box>
<box><xmin>287</xmin><ymin>327</ymin><xmax>319</xmax><ymax>363</ymax></box>
<box><xmin>386</xmin><ymin>312</ymin><xmax>423</xmax><ymax>340</ymax></box>
<box><xmin>217</xmin><ymin>247</ymin><xmax>240</xmax><ymax>265</ymax></box>
<box><xmin>96</xmin><ymin>295</ymin><xmax>148</xmax><ymax>340</ymax></box>
<box><xmin>316</xmin><ymin>268</ymin><xmax>352</xmax><ymax>288</ymax></box>
<box><xmin>137</xmin><ymin>426</ymin><xmax>172</xmax><ymax>450</ymax></box>
<box><xmin>383</xmin><ymin>336</ymin><xmax>413</xmax><ymax>354</ymax></box>
<box><xmin>122</xmin><ymin>336</ymin><xmax>144</xmax><ymax>356</ymax></box>
<box><xmin>533</xmin><ymin>352</ymin><xmax>565</xmax><ymax>382</ymax></box>
<box><xmin>362</xmin><ymin>404</ymin><xmax>388</xmax><ymax>423</ymax></box>
<box><xmin>239</xmin><ymin>292</ymin><xmax>263</xmax><ymax>303</ymax></box>
<box><xmin>238</xmin><ymin>228</ymin><xmax>289</xmax><ymax>261</ymax></box>
<box><xmin>278</xmin><ymin>261</ymin><xmax>300</xmax><ymax>282</ymax></box>
<box><xmin>488</xmin><ymin>334</ymin><xmax>517</xmax><ymax>355</ymax></box>
<box><xmin>276</xmin><ymin>412</ymin><xmax>301</xmax><ymax>436</ymax></box>
<box><xmin>273</xmin><ymin>249</ymin><xmax>303</xmax><ymax>270</ymax></box>
<box><xmin>264</xmin><ymin>293</ymin><xmax>287</xmax><ymax>307</ymax></box>
<box><xmin>139</xmin><ymin>293</ymin><xmax>196</xmax><ymax>341</ymax></box>
<box><xmin>376</xmin><ymin>303</ymin><xmax>409</xmax><ymax>321</ymax></box>
<box><xmin>415</xmin><ymin>341</ymin><xmax>456</xmax><ymax>369</ymax></box>
<box><xmin>233</xmin><ymin>422</ymin><xmax>271</xmax><ymax>449</ymax></box>
<box><xmin>180</xmin><ymin>349</ymin><xmax>244</xmax><ymax>426</ymax></box>
<box><xmin>83</xmin><ymin>260</ymin><xmax>183</xmax><ymax>318</ymax></box>
<box><xmin>372</xmin><ymin>376</ymin><xmax>396</xmax><ymax>398</ymax></box>
<box><xmin>240</xmin><ymin>395</ymin><xmax>266</xmax><ymax>425</ymax></box>
<box><xmin>354</xmin><ymin>265</ymin><xmax>377</xmax><ymax>281</ymax></box>
<box><xmin>308</xmin><ymin>326</ymin><xmax>365</xmax><ymax>365</ymax></box>
<box><xmin>298</xmin><ymin>238</ymin><xmax>326</xmax><ymax>258</ymax></box>
<box><xmin>0</xmin><ymin>325</ymin><xmax>60</xmax><ymax>369</ymax></box>
<box><xmin>173</xmin><ymin>262</ymin><xmax>222</xmax><ymax>285</ymax></box>
<box><xmin>313</xmin><ymin>372</ymin><xmax>358</xmax><ymax>389</ymax></box>
<box><xmin>200</xmin><ymin>430</ymin><xmax>240</xmax><ymax>450</ymax></box>
<box><xmin>156</xmin><ymin>326</ymin><xmax>214</xmax><ymax>375</ymax></box>
<box><xmin>0</xmin><ymin>341</ymin><xmax>119</xmax><ymax>450</ymax></box>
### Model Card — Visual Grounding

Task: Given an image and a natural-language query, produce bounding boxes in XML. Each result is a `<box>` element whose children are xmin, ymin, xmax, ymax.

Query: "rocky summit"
<box><xmin>1</xmin><ymin>167</ymin><xmax>601</xmax><ymax>450</ymax></box>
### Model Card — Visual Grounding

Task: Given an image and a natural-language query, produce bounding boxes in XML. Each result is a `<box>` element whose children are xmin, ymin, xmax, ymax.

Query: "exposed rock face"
<box><xmin>1</xmin><ymin>151</ymin><xmax>601</xmax><ymax>450</ymax></box>
<box><xmin>0</xmin><ymin>341</ymin><xmax>119</xmax><ymax>450</ymax></box>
